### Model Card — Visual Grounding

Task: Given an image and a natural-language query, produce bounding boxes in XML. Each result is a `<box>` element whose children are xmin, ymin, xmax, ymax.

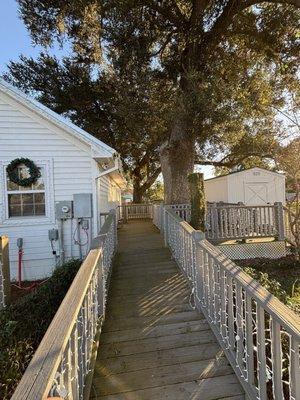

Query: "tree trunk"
<box><xmin>132</xmin><ymin>176</ymin><xmax>144</xmax><ymax>203</ymax></box>
<box><xmin>160</xmin><ymin>119</ymin><xmax>195</xmax><ymax>204</ymax></box>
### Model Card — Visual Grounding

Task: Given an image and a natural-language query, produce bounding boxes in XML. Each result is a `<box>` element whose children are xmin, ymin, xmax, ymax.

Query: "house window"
<box><xmin>6</xmin><ymin>165</ymin><xmax>46</xmax><ymax>217</ymax></box>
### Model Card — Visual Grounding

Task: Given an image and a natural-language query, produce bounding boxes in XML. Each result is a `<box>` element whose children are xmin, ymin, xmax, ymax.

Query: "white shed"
<box><xmin>0</xmin><ymin>79</ymin><xmax>126</xmax><ymax>281</ymax></box>
<box><xmin>204</xmin><ymin>167</ymin><xmax>285</xmax><ymax>205</ymax></box>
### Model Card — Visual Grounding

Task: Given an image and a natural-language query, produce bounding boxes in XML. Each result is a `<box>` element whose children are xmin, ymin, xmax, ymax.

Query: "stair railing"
<box><xmin>159</xmin><ymin>206</ymin><xmax>300</xmax><ymax>400</ymax></box>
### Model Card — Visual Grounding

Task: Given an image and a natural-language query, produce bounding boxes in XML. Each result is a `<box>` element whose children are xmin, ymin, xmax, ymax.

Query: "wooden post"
<box><xmin>0</xmin><ymin>236</ymin><xmax>11</xmax><ymax>306</ymax></box>
<box><xmin>274</xmin><ymin>202</ymin><xmax>285</xmax><ymax>241</ymax></box>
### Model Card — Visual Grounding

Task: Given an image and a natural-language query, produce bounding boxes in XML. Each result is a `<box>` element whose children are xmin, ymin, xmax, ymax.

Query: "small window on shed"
<box><xmin>6</xmin><ymin>165</ymin><xmax>46</xmax><ymax>217</ymax></box>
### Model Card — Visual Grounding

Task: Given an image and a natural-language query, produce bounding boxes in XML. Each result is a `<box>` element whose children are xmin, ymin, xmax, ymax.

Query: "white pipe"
<box><xmin>77</xmin><ymin>219</ymin><xmax>83</xmax><ymax>260</ymax></box>
<box><xmin>70</xmin><ymin>219</ymin><xmax>73</xmax><ymax>259</ymax></box>
<box><xmin>59</xmin><ymin>219</ymin><xmax>65</xmax><ymax>265</ymax></box>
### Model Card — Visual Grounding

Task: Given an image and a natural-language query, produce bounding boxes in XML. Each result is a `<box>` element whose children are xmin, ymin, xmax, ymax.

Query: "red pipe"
<box><xmin>13</xmin><ymin>242</ymin><xmax>50</xmax><ymax>291</ymax></box>
<box><xmin>18</xmin><ymin>248</ymin><xmax>23</xmax><ymax>288</ymax></box>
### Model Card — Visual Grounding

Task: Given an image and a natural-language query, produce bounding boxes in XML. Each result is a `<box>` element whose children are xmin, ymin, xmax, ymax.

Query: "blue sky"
<box><xmin>0</xmin><ymin>0</ymin><xmax>39</xmax><ymax>72</ymax></box>
<box><xmin>0</xmin><ymin>0</ymin><xmax>215</xmax><ymax>178</ymax></box>
<box><xmin>0</xmin><ymin>0</ymin><xmax>68</xmax><ymax>74</ymax></box>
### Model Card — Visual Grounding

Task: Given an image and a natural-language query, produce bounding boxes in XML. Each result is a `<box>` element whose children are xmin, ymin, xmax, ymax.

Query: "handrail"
<box><xmin>159</xmin><ymin>206</ymin><xmax>300</xmax><ymax>400</ymax></box>
<box><xmin>207</xmin><ymin>202</ymin><xmax>285</xmax><ymax>241</ymax></box>
<box><xmin>11</xmin><ymin>210</ymin><xmax>117</xmax><ymax>400</ymax></box>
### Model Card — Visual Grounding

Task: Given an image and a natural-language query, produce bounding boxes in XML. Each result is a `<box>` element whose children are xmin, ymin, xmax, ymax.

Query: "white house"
<box><xmin>204</xmin><ymin>167</ymin><xmax>285</xmax><ymax>205</ymax></box>
<box><xmin>0</xmin><ymin>79</ymin><xmax>126</xmax><ymax>281</ymax></box>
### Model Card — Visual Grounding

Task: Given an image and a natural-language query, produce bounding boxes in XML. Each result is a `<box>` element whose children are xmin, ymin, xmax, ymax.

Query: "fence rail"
<box><xmin>11</xmin><ymin>210</ymin><xmax>117</xmax><ymax>400</ymax></box>
<box><xmin>118</xmin><ymin>203</ymin><xmax>153</xmax><ymax>221</ymax></box>
<box><xmin>161</xmin><ymin>206</ymin><xmax>300</xmax><ymax>400</ymax></box>
<box><xmin>155</xmin><ymin>202</ymin><xmax>286</xmax><ymax>242</ymax></box>
<box><xmin>207</xmin><ymin>202</ymin><xmax>285</xmax><ymax>241</ymax></box>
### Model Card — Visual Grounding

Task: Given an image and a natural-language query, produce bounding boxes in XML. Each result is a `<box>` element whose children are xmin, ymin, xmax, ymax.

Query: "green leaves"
<box><xmin>0</xmin><ymin>259</ymin><xmax>81</xmax><ymax>399</ymax></box>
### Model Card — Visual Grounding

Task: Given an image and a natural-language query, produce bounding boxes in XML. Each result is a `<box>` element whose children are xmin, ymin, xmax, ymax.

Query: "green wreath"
<box><xmin>7</xmin><ymin>158</ymin><xmax>41</xmax><ymax>187</ymax></box>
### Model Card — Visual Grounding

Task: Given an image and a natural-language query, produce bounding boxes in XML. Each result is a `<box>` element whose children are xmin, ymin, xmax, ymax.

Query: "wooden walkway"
<box><xmin>90</xmin><ymin>221</ymin><xmax>245</xmax><ymax>400</ymax></box>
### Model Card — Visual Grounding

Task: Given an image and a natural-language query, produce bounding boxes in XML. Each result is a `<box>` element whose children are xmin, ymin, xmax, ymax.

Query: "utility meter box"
<box><xmin>48</xmin><ymin>229</ymin><xmax>59</xmax><ymax>241</ymax></box>
<box><xmin>55</xmin><ymin>201</ymin><xmax>73</xmax><ymax>219</ymax></box>
<box><xmin>73</xmin><ymin>193</ymin><xmax>93</xmax><ymax>218</ymax></box>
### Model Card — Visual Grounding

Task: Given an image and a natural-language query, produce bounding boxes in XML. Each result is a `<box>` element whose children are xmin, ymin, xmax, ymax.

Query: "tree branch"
<box><xmin>271</xmin><ymin>105</ymin><xmax>300</xmax><ymax>128</ymax></box>
<box><xmin>143</xmin><ymin>0</ymin><xmax>187</xmax><ymax>27</ymax></box>
<box><xmin>195</xmin><ymin>152</ymin><xmax>274</xmax><ymax>167</ymax></box>
<box><xmin>241</xmin><ymin>0</ymin><xmax>300</xmax><ymax>10</ymax></box>
<box><xmin>151</xmin><ymin>30</ymin><xmax>176</xmax><ymax>57</ymax></box>
<box><xmin>203</xmin><ymin>0</ymin><xmax>299</xmax><ymax>53</ymax></box>
<box><xmin>190</xmin><ymin>0</ymin><xmax>209</xmax><ymax>27</ymax></box>
<box><xmin>170</xmin><ymin>0</ymin><xmax>187</xmax><ymax>21</ymax></box>
<box><xmin>140</xmin><ymin>167</ymin><xmax>162</xmax><ymax>191</ymax></box>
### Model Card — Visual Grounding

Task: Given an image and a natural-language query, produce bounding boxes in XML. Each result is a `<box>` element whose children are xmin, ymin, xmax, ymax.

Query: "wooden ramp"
<box><xmin>90</xmin><ymin>221</ymin><xmax>244</xmax><ymax>400</ymax></box>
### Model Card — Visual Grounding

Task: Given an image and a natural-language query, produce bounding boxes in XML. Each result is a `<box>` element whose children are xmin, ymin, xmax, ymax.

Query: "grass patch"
<box><xmin>0</xmin><ymin>259</ymin><xmax>81</xmax><ymax>400</ymax></box>
<box><xmin>237</xmin><ymin>256</ymin><xmax>300</xmax><ymax>312</ymax></box>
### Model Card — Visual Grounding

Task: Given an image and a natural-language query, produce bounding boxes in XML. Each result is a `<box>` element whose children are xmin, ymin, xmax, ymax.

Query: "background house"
<box><xmin>204</xmin><ymin>167</ymin><xmax>285</xmax><ymax>205</ymax></box>
<box><xmin>0</xmin><ymin>79</ymin><xmax>126</xmax><ymax>281</ymax></box>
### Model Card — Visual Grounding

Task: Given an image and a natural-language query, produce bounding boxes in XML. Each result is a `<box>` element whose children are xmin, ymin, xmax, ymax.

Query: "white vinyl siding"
<box><xmin>96</xmin><ymin>174</ymin><xmax>122</xmax><ymax>230</ymax></box>
<box><xmin>0</xmin><ymin>92</ymin><xmax>93</xmax><ymax>280</ymax></box>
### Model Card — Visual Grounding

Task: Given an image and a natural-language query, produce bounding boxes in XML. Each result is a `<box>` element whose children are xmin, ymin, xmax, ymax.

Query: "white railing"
<box><xmin>153</xmin><ymin>203</ymin><xmax>164</xmax><ymax>231</ymax></box>
<box><xmin>160</xmin><ymin>207</ymin><xmax>300</xmax><ymax>400</ymax></box>
<box><xmin>118</xmin><ymin>203</ymin><xmax>153</xmax><ymax>221</ymax></box>
<box><xmin>155</xmin><ymin>202</ymin><xmax>285</xmax><ymax>242</ymax></box>
<box><xmin>166</xmin><ymin>203</ymin><xmax>191</xmax><ymax>222</ymax></box>
<box><xmin>206</xmin><ymin>203</ymin><xmax>285</xmax><ymax>241</ymax></box>
<box><xmin>11</xmin><ymin>210</ymin><xmax>117</xmax><ymax>400</ymax></box>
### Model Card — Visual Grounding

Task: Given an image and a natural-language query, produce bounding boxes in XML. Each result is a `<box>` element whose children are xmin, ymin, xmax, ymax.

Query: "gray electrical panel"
<box><xmin>48</xmin><ymin>229</ymin><xmax>59</xmax><ymax>241</ymax></box>
<box><xmin>55</xmin><ymin>201</ymin><xmax>73</xmax><ymax>219</ymax></box>
<box><xmin>73</xmin><ymin>193</ymin><xmax>93</xmax><ymax>218</ymax></box>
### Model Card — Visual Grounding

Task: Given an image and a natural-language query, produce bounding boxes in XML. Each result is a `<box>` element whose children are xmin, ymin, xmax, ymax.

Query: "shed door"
<box><xmin>244</xmin><ymin>183</ymin><xmax>268</xmax><ymax>205</ymax></box>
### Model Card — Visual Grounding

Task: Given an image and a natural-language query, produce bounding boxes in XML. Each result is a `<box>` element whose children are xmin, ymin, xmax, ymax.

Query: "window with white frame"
<box><xmin>6</xmin><ymin>165</ymin><xmax>46</xmax><ymax>218</ymax></box>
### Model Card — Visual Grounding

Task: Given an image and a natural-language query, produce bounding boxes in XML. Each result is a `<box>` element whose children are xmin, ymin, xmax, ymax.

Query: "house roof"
<box><xmin>0</xmin><ymin>78</ymin><xmax>116</xmax><ymax>158</ymax></box>
<box><xmin>205</xmin><ymin>167</ymin><xmax>285</xmax><ymax>182</ymax></box>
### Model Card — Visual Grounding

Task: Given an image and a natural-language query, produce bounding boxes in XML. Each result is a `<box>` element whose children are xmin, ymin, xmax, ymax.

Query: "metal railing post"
<box><xmin>211</xmin><ymin>202</ymin><xmax>219</xmax><ymax>240</ymax></box>
<box><xmin>124</xmin><ymin>205</ymin><xmax>128</xmax><ymax>223</ymax></box>
<box><xmin>160</xmin><ymin>204</ymin><xmax>164</xmax><ymax>233</ymax></box>
<box><xmin>164</xmin><ymin>209</ymin><xmax>169</xmax><ymax>247</ymax></box>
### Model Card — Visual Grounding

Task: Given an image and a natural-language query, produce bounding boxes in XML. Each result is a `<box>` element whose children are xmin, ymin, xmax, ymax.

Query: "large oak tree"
<box><xmin>7</xmin><ymin>0</ymin><xmax>300</xmax><ymax>203</ymax></box>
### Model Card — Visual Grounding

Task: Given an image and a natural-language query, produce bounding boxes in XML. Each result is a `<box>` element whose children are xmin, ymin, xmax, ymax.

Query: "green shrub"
<box><xmin>243</xmin><ymin>266</ymin><xmax>290</xmax><ymax>304</ymax></box>
<box><xmin>188</xmin><ymin>172</ymin><xmax>206</xmax><ymax>231</ymax></box>
<box><xmin>0</xmin><ymin>259</ymin><xmax>81</xmax><ymax>400</ymax></box>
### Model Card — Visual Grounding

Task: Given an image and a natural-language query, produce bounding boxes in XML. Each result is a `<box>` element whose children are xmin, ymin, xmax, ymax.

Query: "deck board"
<box><xmin>90</xmin><ymin>220</ymin><xmax>245</xmax><ymax>400</ymax></box>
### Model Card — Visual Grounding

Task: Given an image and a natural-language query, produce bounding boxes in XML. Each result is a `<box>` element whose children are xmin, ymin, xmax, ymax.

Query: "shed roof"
<box><xmin>205</xmin><ymin>167</ymin><xmax>285</xmax><ymax>182</ymax></box>
<box><xmin>0</xmin><ymin>78</ymin><xmax>116</xmax><ymax>159</ymax></box>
